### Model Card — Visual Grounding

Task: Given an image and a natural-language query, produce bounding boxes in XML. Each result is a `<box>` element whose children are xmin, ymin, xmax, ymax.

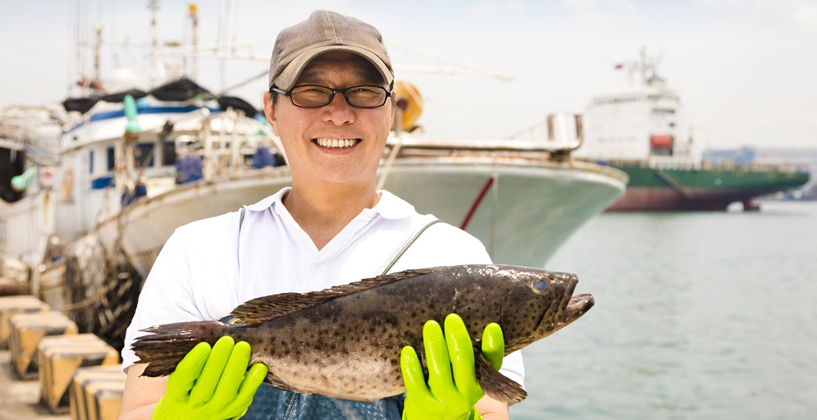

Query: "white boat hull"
<box><xmin>97</xmin><ymin>158</ymin><xmax>626</xmax><ymax>278</ymax></box>
<box><xmin>0</xmin><ymin>190</ymin><xmax>55</xmax><ymax>269</ymax></box>
<box><xmin>383</xmin><ymin>157</ymin><xmax>626</xmax><ymax>266</ymax></box>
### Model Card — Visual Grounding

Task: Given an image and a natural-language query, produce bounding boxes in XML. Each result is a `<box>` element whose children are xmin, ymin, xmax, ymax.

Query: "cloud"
<box><xmin>474</xmin><ymin>0</ymin><xmax>525</xmax><ymax>16</ymax></box>
<box><xmin>793</xmin><ymin>4</ymin><xmax>817</xmax><ymax>29</ymax></box>
<box><xmin>693</xmin><ymin>0</ymin><xmax>817</xmax><ymax>31</ymax></box>
<box><xmin>558</xmin><ymin>0</ymin><xmax>639</xmax><ymax>15</ymax></box>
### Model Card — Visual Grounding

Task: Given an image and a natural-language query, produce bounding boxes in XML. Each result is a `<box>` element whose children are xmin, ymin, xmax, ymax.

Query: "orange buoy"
<box><xmin>391</xmin><ymin>80</ymin><xmax>423</xmax><ymax>132</ymax></box>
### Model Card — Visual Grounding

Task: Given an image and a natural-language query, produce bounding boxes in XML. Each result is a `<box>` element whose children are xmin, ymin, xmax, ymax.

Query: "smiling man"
<box><xmin>118</xmin><ymin>10</ymin><xmax>523</xmax><ymax>420</ymax></box>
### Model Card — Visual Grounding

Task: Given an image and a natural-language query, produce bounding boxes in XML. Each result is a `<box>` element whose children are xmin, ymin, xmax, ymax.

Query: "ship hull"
<box><xmin>96</xmin><ymin>157</ymin><xmax>627</xmax><ymax>277</ymax></box>
<box><xmin>607</xmin><ymin>164</ymin><xmax>810</xmax><ymax>211</ymax></box>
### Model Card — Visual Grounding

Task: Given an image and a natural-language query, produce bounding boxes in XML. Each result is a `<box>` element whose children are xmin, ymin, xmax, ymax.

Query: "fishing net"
<box><xmin>62</xmin><ymin>233</ymin><xmax>142</xmax><ymax>352</ymax></box>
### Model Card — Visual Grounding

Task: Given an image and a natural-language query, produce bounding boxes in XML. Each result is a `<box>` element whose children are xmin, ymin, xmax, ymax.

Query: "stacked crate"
<box><xmin>37</xmin><ymin>333</ymin><xmax>119</xmax><ymax>413</ymax></box>
<box><xmin>8</xmin><ymin>311</ymin><xmax>78</xmax><ymax>379</ymax></box>
<box><xmin>0</xmin><ymin>295</ymin><xmax>50</xmax><ymax>348</ymax></box>
<box><xmin>70</xmin><ymin>364</ymin><xmax>127</xmax><ymax>420</ymax></box>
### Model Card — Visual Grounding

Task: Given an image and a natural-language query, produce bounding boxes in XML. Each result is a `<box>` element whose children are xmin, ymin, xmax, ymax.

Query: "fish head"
<box><xmin>492</xmin><ymin>266</ymin><xmax>594</xmax><ymax>350</ymax></box>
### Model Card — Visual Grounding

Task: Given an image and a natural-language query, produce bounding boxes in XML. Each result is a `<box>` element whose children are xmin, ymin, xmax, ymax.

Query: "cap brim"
<box><xmin>271</xmin><ymin>45</ymin><xmax>394</xmax><ymax>90</ymax></box>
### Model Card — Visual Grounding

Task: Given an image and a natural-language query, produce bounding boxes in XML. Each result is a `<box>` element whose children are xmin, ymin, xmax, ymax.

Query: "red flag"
<box><xmin>614</xmin><ymin>63</ymin><xmax>624</xmax><ymax>70</ymax></box>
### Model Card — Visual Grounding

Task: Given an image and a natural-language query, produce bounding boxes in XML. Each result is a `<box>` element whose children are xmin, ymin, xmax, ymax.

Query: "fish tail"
<box><xmin>132</xmin><ymin>320</ymin><xmax>232</xmax><ymax>377</ymax></box>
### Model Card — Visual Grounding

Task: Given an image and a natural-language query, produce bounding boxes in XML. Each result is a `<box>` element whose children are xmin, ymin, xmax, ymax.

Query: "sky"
<box><xmin>2</xmin><ymin>0</ymin><xmax>816</xmax><ymax>150</ymax></box>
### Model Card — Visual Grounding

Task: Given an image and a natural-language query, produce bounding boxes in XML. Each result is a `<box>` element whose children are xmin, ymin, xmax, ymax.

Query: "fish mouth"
<box><xmin>560</xmin><ymin>294</ymin><xmax>594</xmax><ymax>326</ymax></box>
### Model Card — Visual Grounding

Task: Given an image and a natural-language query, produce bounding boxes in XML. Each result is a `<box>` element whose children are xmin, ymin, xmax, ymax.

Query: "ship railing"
<box><xmin>386</xmin><ymin>113</ymin><xmax>584</xmax><ymax>158</ymax></box>
<box><xmin>701</xmin><ymin>160</ymin><xmax>811</xmax><ymax>174</ymax></box>
<box><xmin>648</xmin><ymin>156</ymin><xmax>701</xmax><ymax>170</ymax></box>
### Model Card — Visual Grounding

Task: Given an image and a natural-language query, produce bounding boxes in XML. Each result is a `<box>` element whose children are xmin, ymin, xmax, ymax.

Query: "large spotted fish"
<box><xmin>132</xmin><ymin>264</ymin><xmax>594</xmax><ymax>403</ymax></box>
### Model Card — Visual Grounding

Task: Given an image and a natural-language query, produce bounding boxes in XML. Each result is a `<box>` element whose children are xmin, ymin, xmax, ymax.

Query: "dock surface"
<box><xmin>0</xmin><ymin>349</ymin><xmax>70</xmax><ymax>420</ymax></box>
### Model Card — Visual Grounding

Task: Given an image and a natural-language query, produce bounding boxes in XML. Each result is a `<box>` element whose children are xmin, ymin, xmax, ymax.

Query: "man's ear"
<box><xmin>263</xmin><ymin>91</ymin><xmax>280</xmax><ymax>137</ymax></box>
<box><xmin>389</xmin><ymin>99</ymin><xmax>396</xmax><ymax>125</ymax></box>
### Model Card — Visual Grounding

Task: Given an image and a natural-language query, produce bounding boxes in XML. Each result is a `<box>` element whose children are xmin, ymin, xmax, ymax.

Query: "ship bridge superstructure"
<box><xmin>578</xmin><ymin>48</ymin><xmax>696</xmax><ymax>163</ymax></box>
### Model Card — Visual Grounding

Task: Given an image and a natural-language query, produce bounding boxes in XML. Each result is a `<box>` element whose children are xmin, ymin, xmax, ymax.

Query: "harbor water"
<box><xmin>511</xmin><ymin>201</ymin><xmax>817</xmax><ymax>420</ymax></box>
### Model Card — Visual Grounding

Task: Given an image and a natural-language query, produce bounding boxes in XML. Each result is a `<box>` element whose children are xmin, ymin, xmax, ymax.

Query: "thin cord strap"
<box><xmin>381</xmin><ymin>219</ymin><xmax>443</xmax><ymax>275</ymax></box>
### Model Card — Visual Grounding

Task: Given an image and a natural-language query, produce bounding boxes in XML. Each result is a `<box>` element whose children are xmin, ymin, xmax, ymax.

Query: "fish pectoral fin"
<box><xmin>264</xmin><ymin>369</ymin><xmax>297</xmax><ymax>392</ymax></box>
<box><xmin>474</xmin><ymin>348</ymin><xmax>527</xmax><ymax>404</ymax></box>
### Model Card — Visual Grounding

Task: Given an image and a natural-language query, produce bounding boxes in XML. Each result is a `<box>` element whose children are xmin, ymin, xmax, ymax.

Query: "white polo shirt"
<box><xmin>122</xmin><ymin>187</ymin><xmax>524</xmax><ymax>387</ymax></box>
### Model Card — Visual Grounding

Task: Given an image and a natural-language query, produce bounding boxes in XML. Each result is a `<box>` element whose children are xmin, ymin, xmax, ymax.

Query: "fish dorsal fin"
<box><xmin>229</xmin><ymin>267</ymin><xmax>441</xmax><ymax>325</ymax></box>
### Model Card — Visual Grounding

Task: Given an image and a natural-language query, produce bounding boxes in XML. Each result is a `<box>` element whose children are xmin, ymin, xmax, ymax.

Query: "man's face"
<box><xmin>264</xmin><ymin>52</ymin><xmax>394</xmax><ymax>189</ymax></box>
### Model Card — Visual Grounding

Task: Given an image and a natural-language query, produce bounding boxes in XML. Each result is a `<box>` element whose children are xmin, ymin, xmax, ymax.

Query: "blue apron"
<box><xmin>242</xmin><ymin>386</ymin><xmax>404</xmax><ymax>420</ymax></box>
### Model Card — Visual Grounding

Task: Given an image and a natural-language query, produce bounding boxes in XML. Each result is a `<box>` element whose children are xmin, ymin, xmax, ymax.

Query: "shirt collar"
<box><xmin>245</xmin><ymin>187</ymin><xmax>289</xmax><ymax>213</ymax></box>
<box><xmin>244</xmin><ymin>187</ymin><xmax>415</xmax><ymax>220</ymax></box>
<box><xmin>371</xmin><ymin>190</ymin><xmax>416</xmax><ymax>220</ymax></box>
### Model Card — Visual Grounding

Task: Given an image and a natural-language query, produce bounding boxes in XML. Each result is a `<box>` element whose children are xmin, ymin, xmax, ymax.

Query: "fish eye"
<box><xmin>533</xmin><ymin>280</ymin><xmax>548</xmax><ymax>292</ymax></box>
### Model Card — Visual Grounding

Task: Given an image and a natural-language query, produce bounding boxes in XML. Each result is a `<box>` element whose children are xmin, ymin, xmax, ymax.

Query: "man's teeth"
<box><xmin>316</xmin><ymin>138</ymin><xmax>357</xmax><ymax>148</ymax></box>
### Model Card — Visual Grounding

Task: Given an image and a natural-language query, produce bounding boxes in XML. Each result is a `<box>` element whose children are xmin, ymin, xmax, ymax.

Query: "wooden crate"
<box><xmin>0</xmin><ymin>295</ymin><xmax>50</xmax><ymax>348</ymax></box>
<box><xmin>37</xmin><ymin>334</ymin><xmax>119</xmax><ymax>413</ymax></box>
<box><xmin>69</xmin><ymin>365</ymin><xmax>126</xmax><ymax>420</ymax></box>
<box><xmin>9</xmin><ymin>311</ymin><xmax>78</xmax><ymax>379</ymax></box>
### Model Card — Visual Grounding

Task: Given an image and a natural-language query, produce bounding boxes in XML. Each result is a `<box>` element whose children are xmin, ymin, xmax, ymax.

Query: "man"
<box><xmin>118</xmin><ymin>10</ymin><xmax>523</xmax><ymax>420</ymax></box>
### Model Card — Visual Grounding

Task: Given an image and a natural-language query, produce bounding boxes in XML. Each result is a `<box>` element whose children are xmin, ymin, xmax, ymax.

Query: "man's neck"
<box><xmin>283</xmin><ymin>182</ymin><xmax>380</xmax><ymax>250</ymax></box>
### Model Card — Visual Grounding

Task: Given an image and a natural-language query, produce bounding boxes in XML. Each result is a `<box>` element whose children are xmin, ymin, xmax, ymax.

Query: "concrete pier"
<box><xmin>0</xmin><ymin>349</ymin><xmax>70</xmax><ymax>420</ymax></box>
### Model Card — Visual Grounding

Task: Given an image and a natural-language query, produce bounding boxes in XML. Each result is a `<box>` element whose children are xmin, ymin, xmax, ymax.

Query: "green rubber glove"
<box><xmin>401</xmin><ymin>313</ymin><xmax>505</xmax><ymax>420</ymax></box>
<box><xmin>153</xmin><ymin>336</ymin><xmax>268</xmax><ymax>420</ymax></box>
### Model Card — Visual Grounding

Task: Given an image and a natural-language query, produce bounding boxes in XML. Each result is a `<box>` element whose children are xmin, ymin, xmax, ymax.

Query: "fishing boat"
<box><xmin>576</xmin><ymin>48</ymin><xmax>810</xmax><ymax>211</ymax></box>
<box><xmin>1</xmin><ymin>4</ymin><xmax>626</xmax><ymax>344</ymax></box>
<box><xmin>95</xmin><ymin>109</ymin><xmax>627</xmax><ymax>277</ymax></box>
<box><xmin>0</xmin><ymin>106</ymin><xmax>61</xmax><ymax>273</ymax></box>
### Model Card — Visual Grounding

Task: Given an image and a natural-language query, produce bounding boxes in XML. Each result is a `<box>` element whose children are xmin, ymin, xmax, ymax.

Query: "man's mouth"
<box><xmin>313</xmin><ymin>138</ymin><xmax>361</xmax><ymax>149</ymax></box>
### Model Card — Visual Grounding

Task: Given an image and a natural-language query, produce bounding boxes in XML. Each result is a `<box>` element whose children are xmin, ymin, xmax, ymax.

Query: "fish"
<box><xmin>132</xmin><ymin>264</ymin><xmax>594</xmax><ymax>403</ymax></box>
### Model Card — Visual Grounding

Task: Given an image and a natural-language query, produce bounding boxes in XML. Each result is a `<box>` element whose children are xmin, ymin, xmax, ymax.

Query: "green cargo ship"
<box><xmin>577</xmin><ymin>48</ymin><xmax>810</xmax><ymax>211</ymax></box>
<box><xmin>604</xmin><ymin>161</ymin><xmax>809</xmax><ymax>211</ymax></box>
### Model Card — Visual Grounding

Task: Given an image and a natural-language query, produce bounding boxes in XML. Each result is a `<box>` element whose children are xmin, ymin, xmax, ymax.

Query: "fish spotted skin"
<box><xmin>132</xmin><ymin>264</ymin><xmax>594</xmax><ymax>403</ymax></box>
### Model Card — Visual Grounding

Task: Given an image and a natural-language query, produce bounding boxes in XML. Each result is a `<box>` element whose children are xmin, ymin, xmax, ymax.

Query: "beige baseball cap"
<box><xmin>269</xmin><ymin>10</ymin><xmax>394</xmax><ymax>91</ymax></box>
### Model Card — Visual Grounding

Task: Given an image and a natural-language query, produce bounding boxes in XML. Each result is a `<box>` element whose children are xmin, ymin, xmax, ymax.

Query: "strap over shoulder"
<box><xmin>381</xmin><ymin>218</ymin><xmax>443</xmax><ymax>275</ymax></box>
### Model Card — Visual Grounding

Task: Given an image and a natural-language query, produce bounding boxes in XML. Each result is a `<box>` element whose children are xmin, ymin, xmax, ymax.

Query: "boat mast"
<box><xmin>147</xmin><ymin>0</ymin><xmax>159</xmax><ymax>88</ymax></box>
<box><xmin>189</xmin><ymin>2</ymin><xmax>198</xmax><ymax>81</ymax></box>
<box><xmin>93</xmin><ymin>23</ymin><xmax>103</xmax><ymax>91</ymax></box>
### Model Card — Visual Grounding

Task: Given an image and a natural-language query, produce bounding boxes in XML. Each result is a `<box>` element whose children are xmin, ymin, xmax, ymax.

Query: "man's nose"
<box><xmin>322</xmin><ymin>93</ymin><xmax>355</xmax><ymax>126</ymax></box>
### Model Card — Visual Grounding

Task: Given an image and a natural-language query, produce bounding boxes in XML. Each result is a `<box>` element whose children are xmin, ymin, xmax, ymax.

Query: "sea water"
<box><xmin>511</xmin><ymin>201</ymin><xmax>817</xmax><ymax>420</ymax></box>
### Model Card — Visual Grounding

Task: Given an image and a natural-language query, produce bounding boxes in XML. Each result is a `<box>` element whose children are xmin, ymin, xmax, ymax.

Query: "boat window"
<box><xmin>136</xmin><ymin>143</ymin><xmax>155</xmax><ymax>168</ymax></box>
<box><xmin>163</xmin><ymin>141</ymin><xmax>176</xmax><ymax>166</ymax></box>
<box><xmin>89</xmin><ymin>150</ymin><xmax>94</xmax><ymax>174</ymax></box>
<box><xmin>107</xmin><ymin>147</ymin><xmax>115</xmax><ymax>171</ymax></box>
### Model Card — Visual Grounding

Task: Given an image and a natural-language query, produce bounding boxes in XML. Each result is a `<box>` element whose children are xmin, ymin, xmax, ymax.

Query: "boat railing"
<box><xmin>610</xmin><ymin>156</ymin><xmax>810</xmax><ymax>174</ymax></box>
<box><xmin>648</xmin><ymin>155</ymin><xmax>701</xmax><ymax>170</ymax></box>
<box><xmin>185</xmin><ymin>108</ymin><xmax>284</xmax><ymax>180</ymax></box>
<box><xmin>387</xmin><ymin>113</ymin><xmax>584</xmax><ymax>157</ymax></box>
<box><xmin>701</xmin><ymin>160</ymin><xmax>811</xmax><ymax>174</ymax></box>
